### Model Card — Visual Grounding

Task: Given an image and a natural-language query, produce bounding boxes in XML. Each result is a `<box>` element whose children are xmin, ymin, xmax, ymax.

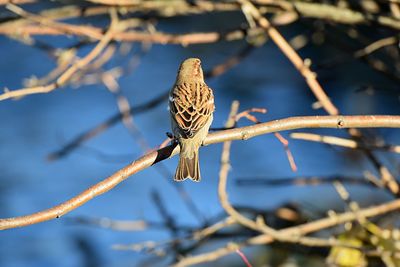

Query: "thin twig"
<box><xmin>235</xmin><ymin>249</ymin><xmax>253</xmax><ymax>267</ymax></box>
<box><xmin>274</xmin><ymin>132</ymin><xmax>297</xmax><ymax>172</ymax></box>
<box><xmin>291</xmin><ymin>132</ymin><xmax>400</xmax><ymax>153</ymax></box>
<box><xmin>236</xmin><ymin>176</ymin><xmax>376</xmax><ymax>188</ymax></box>
<box><xmin>67</xmin><ymin>216</ymin><xmax>148</xmax><ymax>231</ymax></box>
<box><xmin>354</xmin><ymin>36</ymin><xmax>398</xmax><ymax>58</ymax></box>
<box><xmin>193</xmin><ymin>216</ymin><xmax>236</xmax><ymax>240</ymax></box>
<box><xmin>234</xmin><ymin>107</ymin><xmax>297</xmax><ymax>171</ymax></box>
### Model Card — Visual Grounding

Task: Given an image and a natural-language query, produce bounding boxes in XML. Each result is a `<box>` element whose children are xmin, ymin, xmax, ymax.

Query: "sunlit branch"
<box><xmin>0</xmin><ymin>114</ymin><xmax>399</xmax><ymax>230</ymax></box>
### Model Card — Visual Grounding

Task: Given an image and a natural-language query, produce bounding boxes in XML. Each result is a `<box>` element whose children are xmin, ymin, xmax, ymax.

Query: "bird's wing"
<box><xmin>170</xmin><ymin>82</ymin><xmax>214</xmax><ymax>138</ymax></box>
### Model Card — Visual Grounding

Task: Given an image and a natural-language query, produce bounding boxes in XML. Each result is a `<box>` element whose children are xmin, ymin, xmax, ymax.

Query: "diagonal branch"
<box><xmin>0</xmin><ymin>114</ymin><xmax>399</xmax><ymax>230</ymax></box>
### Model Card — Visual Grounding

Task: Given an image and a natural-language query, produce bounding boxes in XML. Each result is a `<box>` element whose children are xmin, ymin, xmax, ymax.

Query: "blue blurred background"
<box><xmin>0</xmin><ymin>3</ymin><xmax>399</xmax><ymax>267</ymax></box>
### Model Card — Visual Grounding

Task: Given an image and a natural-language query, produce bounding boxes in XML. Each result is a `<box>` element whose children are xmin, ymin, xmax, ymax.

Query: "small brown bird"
<box><xmin>169</xmin><ymin>58</ymin><xmax>215</xmax><ymax>182</ymax></box>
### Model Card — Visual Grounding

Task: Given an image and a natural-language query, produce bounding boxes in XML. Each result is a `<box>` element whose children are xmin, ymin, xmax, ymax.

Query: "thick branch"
<box><xmin>0</xmin><ymin>115</ymin><xmax>399</xmax><ymax>230</ymax></box>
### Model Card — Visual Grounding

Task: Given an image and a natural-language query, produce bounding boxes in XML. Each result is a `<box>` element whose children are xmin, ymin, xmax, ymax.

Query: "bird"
<box><xmin>169</xmin><ymin>58</ymin><xmax>215</xmax><ymax>182</ymax></box>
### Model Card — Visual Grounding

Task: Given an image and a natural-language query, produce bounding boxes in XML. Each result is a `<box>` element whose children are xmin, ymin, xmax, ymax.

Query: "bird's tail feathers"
<box><xmin>174</xmin><ymin>151</ymin><xmax>200</xmax><ymax>182</ymax></box>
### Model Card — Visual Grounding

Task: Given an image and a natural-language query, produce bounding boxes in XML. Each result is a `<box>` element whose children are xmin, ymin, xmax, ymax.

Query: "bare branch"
<box><xmin>0</xmin><ymin>115</ymin><xmax>399</xmax><ymax>230</ymax></box>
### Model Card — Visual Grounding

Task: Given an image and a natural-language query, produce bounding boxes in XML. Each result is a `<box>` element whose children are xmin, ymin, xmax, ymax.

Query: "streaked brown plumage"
<box><xmin>169</xmin><ymin>58</ymin><xmax>215</xmax><ymax>182</ymax></box>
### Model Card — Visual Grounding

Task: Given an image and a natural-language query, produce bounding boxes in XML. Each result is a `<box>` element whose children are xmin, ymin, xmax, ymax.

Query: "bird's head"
<box><xmin>175</xmin><ymin>58</ymin><xmax>204</xmax><ymax>85</ymax></box>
